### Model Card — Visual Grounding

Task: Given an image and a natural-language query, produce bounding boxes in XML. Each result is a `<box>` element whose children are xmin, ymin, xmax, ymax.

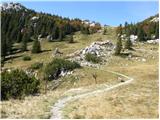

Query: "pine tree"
<box><xmin>125</xmin><ymin>37</ymin><xmax>132</xmax><ymax>50</ymax></box>
<box><xmin>115</xmin><ymin>35</ymin><xmax>122</xmax><ymax>55</ymax></box>
<box><xmin>1</xmin><ymin>35</ymin><xmax>7</xmax><ymax>60</ymax></box>
<box><xmin>116</xmin><ymin>24</ymin><xmax>123</xmax><ymax>35</ymax></box>
<box><xmin>124</xmin><ymin>21</ymin><xmax>128</xmax><ymax>34</ymax></box>
<box><xmin>31</xmin><ymin>39</ymin><xmax>41</xmax><ymax>53</ymax></box>
<box><xmin>137</xmin><ymin>27</ymin><xmax>145</xmax><ymax>41</ymax></box>
<box><xmin>103</xmin><ymin>28</ymin><xmax>107</xmax><ymax>35</ymax></box>
<box><xmin>6</xmin><ymin>37</ymin><xmax>12</xmax><ymax>55</ymax></box>
<box><xmin>155</xmin><ymin>23</ymin><xmax>159</xmax><ymax>39</ymax></box>
<box><xmin>21</xmin><ymin>34</ymin><xmax>28</xmax><ymax>52</ymax></box>
<box><xmin>17</xmin><ymin>32</ymin><xmax>22</xmax><ymax>43</ymax></box>
<box><xmin>58</xmin><ymin>28</ymin><xmax>64</xmax><ymax>41</ymax></box>
<box><xmin>81</xmin><ymin>26</ymin><xmax>90</xmax><ymax>34</ymax></box>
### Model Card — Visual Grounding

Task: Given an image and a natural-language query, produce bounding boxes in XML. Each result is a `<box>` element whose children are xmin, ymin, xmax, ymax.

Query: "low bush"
<box><xmin>30</xmin><ymin>62</ymin><xmax>43</xmax><ymax>70</ymax></box>
<box><xmin>85</xmin><ymin>53</ymin><xmax>101</xmax><ymax>63</ymax></box>
<box><xmin>23</xmin><ymin>55</ymin><xmax>31</xmax><ymax>61</ymax></box>
<box><xmin>1</xmin><ymin>69</ymin><xmax>40</xmax><ymax>100</ymax></box>
<box><xmin>44</xmin><ymin>58</ymin><xmax>80</xmax><ymax>80</ymax></box>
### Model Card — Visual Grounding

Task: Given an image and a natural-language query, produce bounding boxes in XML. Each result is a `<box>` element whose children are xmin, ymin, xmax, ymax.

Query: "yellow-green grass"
<box><xmin>4</xmin><ymin>30</ymin><xmax>117</xmax><ymax>69</ymax></box>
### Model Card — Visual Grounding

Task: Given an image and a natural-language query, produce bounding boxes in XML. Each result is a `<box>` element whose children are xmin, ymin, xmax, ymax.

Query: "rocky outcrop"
<box><xmin>68</xmin><ymin>40</ymin><xmax>115</xmax><ymax>68</ymax></box>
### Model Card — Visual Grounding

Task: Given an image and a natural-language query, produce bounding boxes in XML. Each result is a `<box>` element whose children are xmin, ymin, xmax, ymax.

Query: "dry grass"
<box><xmin>2</xmin><ymin>29</ymin><xmax>158</xmax><ymax>119</ymax></box>
<box><xmin>0</xmin><ymin>66</ymin><xmax>119</xmax><ymax>119</ymax></box>
<box><xmin>1</xmin><ymin>90</ymin><xmax>63</xmax><ymax>119</ymax></box>
<box><xmin>64</xmin><ymin>64</ymin><xmax>158</xmax><ymax>119</ymax></box>
<box><xmin>63</xmin><ymin>43</ymin><xmax>159</xmax><ymax>119</ymax></box>
<box><xmin>57</xmin><ymin>67</ymin><xmax>119</xmax><ymax>90</ymax></box>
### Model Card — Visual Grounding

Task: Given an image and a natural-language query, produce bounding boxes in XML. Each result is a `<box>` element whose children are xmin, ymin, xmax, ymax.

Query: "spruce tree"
<box><xmin>124</xmin><ymin>21</ymin><xmax>128</xmax><ymax>34</ymax></box>
<box><xmin>125</xmin><ymin>37</ymin><xmax>132</xmax><ymax>50</ymax></box>
<box><xmin>17</xmin><ymin>32</ymin><xmax>22</xmax><ymax>43</ymax></box>
<box><xmin>1</xmin><ymin>36</ymin><xmax>7</xmax><ymax>60</ymax></box>
<box><xmin>103</xmin><ymin>28</ymin><xmax>107</xmax><ymax>35</ymax></box>
<box><xmin>137</xmin><ymin>27</ymin><xmax>145</xmax><ymax>41</ymax></box>
<box><xmin>31</xmin><ymin>39</ymin><xmax>41</xmax><ymax>53</ymax></box>
<box><xmin>155</xmin><ymin>23</ymin><xmax>159</xmax><ymax>39</ymax></box>
<box><xmin>81</xmin><ymin>26</ymin><xmax>90</xmax><ymax>34</ymax></box>
<box><xmin>115</xmin><ymin>35</ymin><xmax>122</xmax><ymax>55</ymax></box>
<box><xmin>21</xmin><ymin>34</ymin><xmax>28</xmax><ymax>52</ymax></box>
<box><xmin>58</xmin><ymin>29</ymin><xmax>64</xmax><ymax>41</ymax></box>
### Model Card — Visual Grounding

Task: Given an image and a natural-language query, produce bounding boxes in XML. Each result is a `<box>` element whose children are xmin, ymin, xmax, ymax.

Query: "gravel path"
<box><xmin>50</xmin><ymin>69</ymin><xmax>134</xmax><ymax>119</ymax></box>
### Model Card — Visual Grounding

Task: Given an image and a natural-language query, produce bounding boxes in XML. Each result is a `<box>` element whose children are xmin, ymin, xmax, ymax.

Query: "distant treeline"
<box><xmin>116</xmin><ymin>14</ymin><xmax>159</xmax><ymax>41</ymax></box>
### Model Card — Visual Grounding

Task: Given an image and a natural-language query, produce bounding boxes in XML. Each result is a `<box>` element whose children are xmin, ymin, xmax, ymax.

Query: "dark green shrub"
<box><xmin>30</xmin><ymin>62</ymin><xmax>43</xmax><ymax>70</ymax></box>
<box><xmin>85</xmin><ymin>53</ymin><xmax>101</xmax><ymax>63</ymax></box>
<box><xmin>1</xmin><ymin>69</ymin><xmax>40</xmax><ymax>100</ymax></box>
<box><xmin>23</xmin><ymin>55</ymin><xmax>31</xmax><ymax>61</ymax></box>
<box><xmin>44</xmin><ymin>58</ymin><xmax>80</xmax><ymax>80</ymax></box>
<box><xmin>125</xmin><ymin>37</ymin><xmax>132</xmax><ymax>50</ymax></box>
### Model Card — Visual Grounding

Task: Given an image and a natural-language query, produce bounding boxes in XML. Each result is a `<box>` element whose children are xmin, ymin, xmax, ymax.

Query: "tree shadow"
<box><xmin>41</xmin><ymin>49</ymin><xmax>52</xmax><ymax>53</ymax></box>
<box><xmin>119</xmin><ymin>53</ymin><xmax>130</xmax><ymax>58</ymax></box>
<box><xmin>119</xmin><ymin>52</ymin><xmax>141</xmax><ymax>58</ymax></box>
<box><xmin>68</xmin><ymin>41</ymin><xmax>78</xmax><ymax>44</ymax></box>
<box><xmin>4</xmin><ymin>54</ymin><xmax>23</xmax><ymax>62</ymax></box>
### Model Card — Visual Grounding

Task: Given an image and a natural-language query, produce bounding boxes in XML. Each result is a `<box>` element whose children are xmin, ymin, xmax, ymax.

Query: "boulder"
<box><xmin>47</xmin><ymin>35</ymin><xmax>53</xmax><ymax>41</ymax></box>
<box><xmin>142</xmin><ymin>58</ymin><xmax>146</xmax><ymax>62</ymax></box>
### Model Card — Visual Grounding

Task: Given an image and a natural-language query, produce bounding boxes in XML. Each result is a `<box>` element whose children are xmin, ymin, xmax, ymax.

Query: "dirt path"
<box><xmin>50</xmin><ymin>69</ymin><xmax>134</xmax><ymax>119</ymax></box>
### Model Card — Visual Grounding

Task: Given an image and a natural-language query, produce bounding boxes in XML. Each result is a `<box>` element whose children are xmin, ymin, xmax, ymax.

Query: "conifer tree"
<box><xmin>137</xmin><ymin>27</ymin><xmax>145</xmax><ymax>41</ymax></box>
<box><xmin>103</xmin><ymin>28</ymin><xmax>107</xmax><ymax>35</ymax></box>
<box><xmin>17</xmin><ymin>32</ymin><xmax>22</xmax><ymax>43</ymax></box>
<box><xmin>125</xmin><ymin>37</ymin><xmax>132</xmax><ymax>50</ymax></box>
<box><xmin>58</xmin><ymin>28</ymin><xmax>64</xmax><ymax>41</ymax></box>
<box><xmin>124</xmin><ymin>21</ymin><xmax>128</xmax><ymax>34</ymax></box>
<box><xmin>155</xmin><ymin>23</ymin><xmax>159</xmax><ymax>39</ymax></box>
<box><xmin>1</xmin><ymin>35</ymin><xmax>7</xmax><ymax>60</ymax></box>
<box><xmin>21</xmin><ymin>33</ymin><xmax>28</xmax><ymax>52</ymax></box>
<box><xmin>115</xmin><ymin>34</ymin><xmax>122</xmax><ymax>55</ymax></box>
<box><xmin>31</xmin><ymin>39</ymin><xmax>41</xmax><ymax>53</ymax></box>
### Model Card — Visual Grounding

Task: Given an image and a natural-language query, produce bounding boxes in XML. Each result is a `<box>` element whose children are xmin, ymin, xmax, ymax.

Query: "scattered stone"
<box><xmin>47</xmin><ymin>35</ymin><xmax>53</xmax><ymax>41</ymax></box>
<box><xmin>52</xmin><ymin>48</ymin><xmax>63</xmax><ymax>57</ymax></box>
<box><xmin>59</xmin><ymin>70</ymin><xmax>73</xmax><ymax>77</ymax></box>
<box><xmin>128</xmin><ymin>54</ymin><xmax>132</xmax><ymax>58</ymax></box>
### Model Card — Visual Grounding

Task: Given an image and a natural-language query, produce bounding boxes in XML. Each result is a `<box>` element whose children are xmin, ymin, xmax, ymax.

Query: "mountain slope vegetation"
<box><xmin>1</xmin><ymin>2</ymin><xmax>101</xmax><ymax>60</ymax></box>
